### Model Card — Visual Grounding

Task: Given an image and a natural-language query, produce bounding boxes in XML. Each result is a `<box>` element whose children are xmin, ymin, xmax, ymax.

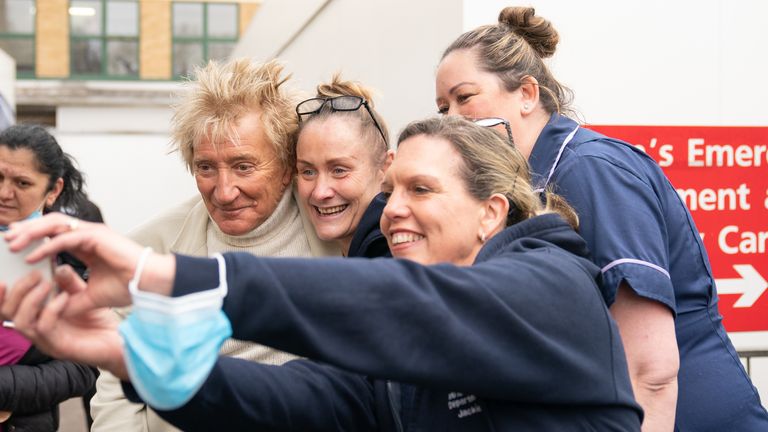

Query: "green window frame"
<box><xmin>172</xmin><ymin>1</ymin><xmax>239</xmax><ymax>79</ymax></box>
<box><xmin>0</xmin><ymin>0</ymin><xmax>36</xmax><ymax>78</ymax></box>
<box><xmin>69</xmin><ymin>0</ymin><xmax>139</xmax><ymax>79</ymax></box>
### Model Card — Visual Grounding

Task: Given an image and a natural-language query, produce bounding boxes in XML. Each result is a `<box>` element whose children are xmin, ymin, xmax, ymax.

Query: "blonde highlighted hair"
<box><xmin>298</xmin><ymin>74</ymin><xmax>389</xmax><ymax>166</ymax></box>
<box><xmin>443</xmin><ymin>6</ymin><xmax>574</xmax><ymax>117</ymax></box>
<box><xmin>172</xmin><ymin>58</ymin><xmax>298</xmax><ymax>172</ymax></box>
<box><xmin>397</xmin><ymin>116</ymin><xmax>578</xmax><ymax>229</ymax></box>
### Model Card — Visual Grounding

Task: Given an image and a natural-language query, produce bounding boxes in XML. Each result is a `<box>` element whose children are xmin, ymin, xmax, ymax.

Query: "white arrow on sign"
<box><xmin>715</xmin><ymin>265</ymin><xmax>768</xmax><ymax>308</ymax></box>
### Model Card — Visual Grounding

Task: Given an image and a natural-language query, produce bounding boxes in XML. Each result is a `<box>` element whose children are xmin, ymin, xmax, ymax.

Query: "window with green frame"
<box><xmin>172</xmin><ymin>2</ymin><xmax>238</xmax><ymax>78</ymax></box>
<box><xmin>0</xmin><ymin>0</ymin><xmax>35</xmax><ymax>78</ymax></box>
<box><xmin>70</xmin><ymin>0</ymin><xmax>139</xmax><ymax>79</ymax></box>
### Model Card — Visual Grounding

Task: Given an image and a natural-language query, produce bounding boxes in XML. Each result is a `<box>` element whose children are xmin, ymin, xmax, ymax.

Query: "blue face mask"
<box><xmin>0</xmin><ymin>209</ymin><xmax>42</xmax><ymax>231</ymax></box>
<box><xmin>118</xmin><ymin>254</ymin><xmax>232</xmax><ymax>410</ymax></box>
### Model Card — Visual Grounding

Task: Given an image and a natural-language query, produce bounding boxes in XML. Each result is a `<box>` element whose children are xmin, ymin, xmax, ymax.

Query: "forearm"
<box><xmin>632</xmin><ymin>376</ymin><xmax>677</xmax><ymax>431</ymax></box>
<box><xmin>0</xmin><ymin>360</ymin><xmax>97</xmax><ymax>413</ymax></box>
<box><xmin>173</xmin><ymin>252</ymin><xmax>626</xmax><ymax>403</ymax></box>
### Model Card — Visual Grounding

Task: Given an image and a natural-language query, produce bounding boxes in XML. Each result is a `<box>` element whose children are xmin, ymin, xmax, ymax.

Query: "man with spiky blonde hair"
<box><xmin>90</xmin><ymin>58</ymin><xmax>338</xmax><ymax>432</ymax></box>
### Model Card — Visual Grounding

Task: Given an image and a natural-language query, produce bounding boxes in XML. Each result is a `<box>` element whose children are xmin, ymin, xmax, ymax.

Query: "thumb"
<box><xmin>54</xmin><ymin>265</ymin><xmax>87</xmax><ymax>295</ymax></box>
<box><xmin>62</xmin><ymin>291</ymin><xmax>99</xmax><ymax>318</ymax></box>
<box><xmin>37</xmin><ymin>291</ymin><xmax>69</xmax><ymax>334</ymax></box>
<box><xmin>54</xmin><ymin>266</ymin><xmax>98</xmax><ymax>317</ymax></box>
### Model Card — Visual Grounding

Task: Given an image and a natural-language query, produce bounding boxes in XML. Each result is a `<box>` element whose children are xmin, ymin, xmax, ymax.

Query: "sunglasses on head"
<box><xmin>471</xmin><ymin>117</ymin><xmax>514</xmax><ymax>147</ymax></box>
<box><xmin>296</xmin><ymin>96</ymin><xmax>387</xmax><ymax>145</ymax></box>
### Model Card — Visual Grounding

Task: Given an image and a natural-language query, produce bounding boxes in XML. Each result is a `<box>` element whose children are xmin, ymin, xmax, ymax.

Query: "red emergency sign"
<box><xmin>586</xmin><ymin>125</ymin><xmax>768</xmax><ymax>332</ymax></box>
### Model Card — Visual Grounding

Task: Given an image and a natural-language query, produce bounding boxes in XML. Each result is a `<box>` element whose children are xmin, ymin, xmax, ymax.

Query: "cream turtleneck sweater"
<box><xmin>206</xmin><ymin>189</ymin><xmax>310</xmax><ymax>364</ymax></box>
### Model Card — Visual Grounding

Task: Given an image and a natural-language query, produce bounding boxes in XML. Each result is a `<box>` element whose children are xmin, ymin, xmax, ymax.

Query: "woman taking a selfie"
<box><xmin>3</xmin><ymin>117</ymin><xmax>641</xmax><ymax>431</ymax></box>
<box><xmin>0</xmin><ymin>124</ymin><xmax>97</xmax><ymax>431</ymax></box>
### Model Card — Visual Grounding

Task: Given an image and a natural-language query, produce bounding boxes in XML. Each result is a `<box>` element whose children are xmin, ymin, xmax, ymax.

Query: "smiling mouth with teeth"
<box><xmin>391</xmin><ymin>232</ymin><xmax>425</xmax><ymax>245</ymax></box>
<box><xmin>316</xmin><ymin>204</ymin><xmax>348</xmax><ymax>216</ymax></box>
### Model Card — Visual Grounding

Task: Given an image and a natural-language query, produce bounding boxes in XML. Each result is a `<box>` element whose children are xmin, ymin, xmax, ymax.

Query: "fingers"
<box><xmin>37</xmin><ymin>291</ymin><xmax>69</xmax><ymax>336</ymax></box>
<box><xmin>5</xmin><ymin>212</ymin><xmax>84</xmax><ymax>249</ymax></box>
<box><xmin>55</xmin><ymin>265</ymin><xmax>87</xmax><ymax>295</ymax></box>
<box><xmin>15</xmin><ymin>229</ymin><xmax>91</xmax><ymax>264</ymax></box>
<box><xmin>0</xmin><ymin>270</ymin><xmax>42</xmax><ymax>319</ymax></box>
<box><xmin>9</xmin><ymin>278</ymin><xmax>52</xmax><ymax>340</ymax></box>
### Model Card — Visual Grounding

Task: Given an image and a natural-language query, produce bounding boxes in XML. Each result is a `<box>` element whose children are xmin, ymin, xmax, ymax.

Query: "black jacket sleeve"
<box><xmin>172</xmin><ymin>245</ymin><xmax>625</xmax><ymax>405</ymax></box>
<box><xmin>124</xmin><ymin>358</ymin><xmax>377</xmax><ymax>432</ymax></box>
<box><xmin>0</xmin><ymin>360</ymin><xmax>97</xmax><ymax>414</ymax></box>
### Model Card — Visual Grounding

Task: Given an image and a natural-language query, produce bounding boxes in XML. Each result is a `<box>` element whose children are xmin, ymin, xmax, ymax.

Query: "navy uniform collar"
<box><xmin>528</xmin><ymin>113</ymin><xmax>580</xmax><ymax>191</ymax></box>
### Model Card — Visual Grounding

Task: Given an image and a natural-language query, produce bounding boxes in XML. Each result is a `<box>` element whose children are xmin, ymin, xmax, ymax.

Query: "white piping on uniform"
<box><xmin>601</xmin><ymin>258</ymin><xmax>671</xmax><ymax>279</ymax></box>
<box><xmin>541</xmin><ymin>125</ymin><xmax>580</xmax><ymax>189</ymax></box>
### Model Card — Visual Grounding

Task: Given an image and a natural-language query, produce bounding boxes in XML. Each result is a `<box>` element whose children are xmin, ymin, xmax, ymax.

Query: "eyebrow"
<box><xmin>436</xmin><ymin>81</ymin><xmax>476</xmax><ymax>104</ymax></box>
<box><xmin>297</xmin><ymin>155</ymin><xmax>357</xmax><ymax>165</ymax></box>
<box><xmin>449</xmin><ymin>81</ymin><xmax>475</xmax><ymax>95</ymax></box>
<box><xmin>408</xmin><ymin>174</ymin><xmax>441</xmax><ymax>184</ymax></box>
<box><xmin>194</xmin><ymin>153</ymin><xmax>261</xmax><ymax>164</ymax></box>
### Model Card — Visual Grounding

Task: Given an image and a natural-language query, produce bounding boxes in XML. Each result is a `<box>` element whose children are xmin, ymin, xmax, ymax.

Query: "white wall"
<box><xmin>463</xmin><ymin>0</ymin><xmax>768</xmax><ymax>126</ymax></box>
<box><xmin>54</xmin><ymin>106</ymin><xmax>198</xmax><ymax>234</ymax></box>
<box><xmin>233</xmin><ymin>0</ymin><xmax>463</xmax><ymax>143</ymax></box>
<box><xmin>0</xmin><ymin>49</ymin><xmax>14</xmax><ymax>108</ymax></box>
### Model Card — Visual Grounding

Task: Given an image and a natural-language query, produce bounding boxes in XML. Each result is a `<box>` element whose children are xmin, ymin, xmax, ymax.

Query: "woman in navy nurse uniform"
<box><xmin>434</xmin><ymin>6</ymin><xmax>768</xmax><ymax>431</ymax></box>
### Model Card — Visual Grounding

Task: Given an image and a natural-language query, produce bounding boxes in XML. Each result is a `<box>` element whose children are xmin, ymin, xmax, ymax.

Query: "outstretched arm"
<box><xmin>126</xmin><ymin>358</ymin><xmax>377</xmax><ymax>432</ymax></box>
<box><xmin>170</xmin><ymin>245</ymin><xmax>624</xmax><ymax>405</ymax></box>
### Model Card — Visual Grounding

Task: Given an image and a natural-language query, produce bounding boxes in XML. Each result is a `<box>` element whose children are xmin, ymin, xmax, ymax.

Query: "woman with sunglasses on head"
<box><xmin>0</xmin><ymin>124</ymin><xmax>97</xmax><ymax>432</ymax></box>
<box><xmin>434</xmin><ymin>6</ymin><xmax>768</xmax><ymax>431</ymax></box>
<box><xmin>3</xmin><ymin>116</ymin><xmax>641</xmax><ymax>431</ymax></box>
<box><xmin>295</xmin><ymin>75</ymin><xmax>392</xmax><ymax>258</ymax></box>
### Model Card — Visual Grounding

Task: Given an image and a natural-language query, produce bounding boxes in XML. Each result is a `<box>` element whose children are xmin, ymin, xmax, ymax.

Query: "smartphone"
<box><xmin>0</xmin><ymin>237</ymin><xmax>54</xmax><ymax>293</ymax></box>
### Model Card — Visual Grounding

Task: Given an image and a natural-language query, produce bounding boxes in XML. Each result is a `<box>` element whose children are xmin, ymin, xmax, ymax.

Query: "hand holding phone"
<box><xmin>1</xmin><ymin>237</ymin><xmax>54</xmax><ymax>293</ymax></box>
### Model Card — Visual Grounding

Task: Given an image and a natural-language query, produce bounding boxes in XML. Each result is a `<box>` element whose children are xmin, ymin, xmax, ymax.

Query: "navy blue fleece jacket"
<box><xmin>128</xmin><ymin>214</ymin><xmax>642</xmax><ymax>431</ymax></box>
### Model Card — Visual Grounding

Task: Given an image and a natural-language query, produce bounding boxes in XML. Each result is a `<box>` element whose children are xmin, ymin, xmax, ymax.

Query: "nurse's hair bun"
<box><xmin>315</xmin><ymin>73</ymin><xmax>377</xmax><ymax>107</ymax></box>
<box><xmin>498</xmin><ymin>6</ymin><xmax>559</xmax><ymax>59</ymax></box>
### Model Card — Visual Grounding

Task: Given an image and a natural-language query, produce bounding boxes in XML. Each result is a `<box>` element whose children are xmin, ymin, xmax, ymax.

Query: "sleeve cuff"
<box><xmin>172</xmin><ymin>254</ymin><xmax>221</xmax><ymax>297</ymax></box>
<box><xmin>602</xmin><ymin>262</ymin><xmax>677</xmax><ymax>315</ymax></box>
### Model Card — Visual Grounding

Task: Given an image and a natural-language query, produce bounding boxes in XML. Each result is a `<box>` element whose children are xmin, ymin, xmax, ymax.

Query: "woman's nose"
<box><xmin>0</xmin><ymin>181</ymin><xmax>13</xmax><ymax>200</ymax></box>
<box><xmin>382</xmin><ymin>191</ymin><xmax>408</xmax><ymax>220</ymax></box>
<box><xmin>311</xmin><ymin>175</ymin><xmax>335</xmax><ymax>201</ymax></box>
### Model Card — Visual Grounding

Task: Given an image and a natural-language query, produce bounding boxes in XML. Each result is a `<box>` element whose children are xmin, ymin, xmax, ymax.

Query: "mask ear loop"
<box><xmin>213</xmin><ymin>253</ymin><xmax>228</xmax><ymax>297</ymax></box>
<box><xmin>128</xmin><ymin>247</ymin><xmax>154</xmax><ymax>295</ymax></box>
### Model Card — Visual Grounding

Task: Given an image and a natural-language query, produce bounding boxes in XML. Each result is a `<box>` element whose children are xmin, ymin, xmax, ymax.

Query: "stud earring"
<box><xmin>523</xmin><ymin>104</ymin><xmax>530</xmax><ymax>110</ymax></box>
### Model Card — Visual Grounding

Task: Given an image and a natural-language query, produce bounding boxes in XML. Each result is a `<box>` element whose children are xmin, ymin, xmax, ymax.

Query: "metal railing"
<box><xmin>739</xmin><ymin>351</ymin><xmax>768</xmax><ymax>376</ymax></box>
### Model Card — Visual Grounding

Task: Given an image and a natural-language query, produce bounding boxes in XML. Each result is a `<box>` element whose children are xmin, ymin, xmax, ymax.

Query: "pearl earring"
<box><xmin>523</xmin><ymin>104</ymin><xmax>530</xmax><ymax>110</ymax></box>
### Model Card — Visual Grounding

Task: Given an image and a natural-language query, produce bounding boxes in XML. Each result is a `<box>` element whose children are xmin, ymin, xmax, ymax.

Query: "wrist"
<box><xmin>138</xmin><ymin>253</ymin><xmax>176</xmax><ymax>297</ymax></box>
<box><xmin>100</xmin><ymin>336</ymin><xmax>130</xmax><ymax>380</ymax></box>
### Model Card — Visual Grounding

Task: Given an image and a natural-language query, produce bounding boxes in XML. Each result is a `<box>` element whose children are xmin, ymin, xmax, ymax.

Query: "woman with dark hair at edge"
<box><xmin>0</xmin><ymin>124</ymin><xmax>98</xmax><ymax>432</ymax></box>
